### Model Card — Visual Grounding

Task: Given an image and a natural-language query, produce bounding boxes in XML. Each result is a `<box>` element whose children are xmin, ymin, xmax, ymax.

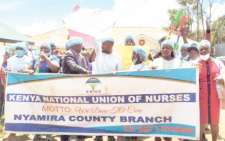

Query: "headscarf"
<box><xmin>161</xmin><ymin>40</ymin><xmax>174</xmax><ymax>49</ymax></box>
<box><xmin>133</xmin><ymin>47</ymin><xmax>147</xmax><ymax>62</ymax></box>
<box><xmin>199</xmin><ymin>40</ymin><xmax>211</xmax><ymax>49</ymax></box>
<box><xmin>124</xmin><ymin>34</ymin><xmax>136</xmax><ymax>45</ymax></box>
<box><xmin>67</xmin><ymin>37</ymin><xmax>84</xmax><ymax>47</ymax></box>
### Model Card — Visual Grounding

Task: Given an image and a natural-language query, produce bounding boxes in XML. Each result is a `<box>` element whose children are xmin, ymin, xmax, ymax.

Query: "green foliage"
<box><xmin>211</xmin><ymin>16</ymin><xmax>225</xmax><ymax>45</ymax></box>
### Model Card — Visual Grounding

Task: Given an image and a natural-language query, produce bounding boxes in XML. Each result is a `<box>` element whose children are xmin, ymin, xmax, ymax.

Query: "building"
<box><xmin>29</xmin><ymin>27</ymin><xmax>198</xmax><ymax>52</ymax></box>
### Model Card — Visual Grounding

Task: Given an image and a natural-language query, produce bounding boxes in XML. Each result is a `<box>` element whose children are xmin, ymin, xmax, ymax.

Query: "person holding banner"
<box><xmin>62</xmin><ymin>37</ymin><xmax>90</xmax><ymax>74</ymax></box>
<box><xmin>149</xmin><ymin>40</ymin><xmax>182</xmax><ymax>70</ymax></box>
<box><xmin>91</xmin><ymin>36</ymin><xmax>122</xmax><ymax>141</ymax></box>
<box><xmin>91</xmin><ymin>36</ymin><xmax>122</xmax><ymax>74</ymax></box>
<box><xmin>149</xmin><ymin>40</ymin><xmax>182</xmax><ymax>141</ymax></box>
<box><xmin>124</xmin><ymin>34</ymin><xmax>136</xmax><ymax>46</ymax></box>
<box><xmin>25</xmin><ymin>42</ymin><xmax>59</xmax><ymax>140</ymax></box>
<box><xmin>61</xmin><ymin>37</ymin><xmax>91</xmax><ymax>141</ymax></box>
<box><xmin>7</xmin><ymin>42</ymin><xmax>32</xmax><ymax>73</ymax></box>
<box><xmin>26</xmin><ymin>42</ymin><xmax>59</xmax><ymax>75</ymax></box>
<box><xmin>129</xmin><ymin>47</ymin><xmax>148</xmax><ymax>71</ymax></box>
<box><xmin>197</xmin><ymin>40</ymin><xmax>225</xmax><ymax>141</ymax></box>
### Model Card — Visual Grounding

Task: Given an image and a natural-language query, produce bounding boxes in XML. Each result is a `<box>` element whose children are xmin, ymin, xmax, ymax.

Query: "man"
<box><xmin>61</xmin><ymin>37</ymin><xmax>91</xmax><ymax>141</ymax></box>
<box><xmin>92</xmin><ymin>36</ymin><xmax>122</xmax><ymax>74</ymax></box>
<box><xmin>81</xmin><ymin>49</ymin><xmax>92</xmax><ymax>71</ymax></box>
<box><xmin>91</xmin><ymin>36</ymin><xmax>122</xmax><ymax>141</ymax></box>
<box><xmin>62</xmin><ymin>37</ymin><xmax>90</xmax><ymax>74</ymax></box>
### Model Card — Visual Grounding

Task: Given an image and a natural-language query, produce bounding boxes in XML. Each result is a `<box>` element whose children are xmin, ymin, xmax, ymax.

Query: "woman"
<box><xmin>7</xmin><ymin>42</ymin><xmax>32</xmax><ymax>73</ymax></box>
<box><xmin>198</xmin><ymin>40</ymin><xmax>224</xmax><ymax>141</ymax></box>
<box><xmin>27</xmin><ymin>42</ymin><xmax>59</xmax><ymax>75</ymax></box>
<box><xmin>150</xmin><ymin>40</ymin><xmax>182</xmax><ymax>70</ymax></box>
<box><xmin>129</xmin><ymin>47</ymin><xmax>148</xmax><ymax>71</ymax></box>
<box><xmin>26</xmin><ymin>42</ymin><xmax>59</xmax><ymax>141</ymax></box>
<box><xmin>182</xmin><ymin>43</ymin><xmax>199</xmax><ymax>67</ymax></box>
<box><xmin>150</xmin><ymin>40</ymin><xmax>182</xmax><ymax>141</ymax></box>
<box><xmin>124</xmin><ymin>34</ymin><xmax>136</xmax><ymax>46</ymax></box>
<box><xmin>179</xmin><ymin>44</ymin><xmax>189</xmax><ymax>61</ymax></box>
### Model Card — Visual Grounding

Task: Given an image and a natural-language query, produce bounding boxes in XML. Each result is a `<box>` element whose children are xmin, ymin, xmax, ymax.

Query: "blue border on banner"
<box><xmin>7</xmin><ymin>68</ymin><xmax>196</xmax><ymax>85</ymax></box>
<box><xmin>5</xmin><ymin>123</ymin><xmax>195</xmax><ymax>137</ymax></box>
<box><xmin>6</xmin><ymin>93</ymin><xmax>196</xmax><ymax>104</ymax></box>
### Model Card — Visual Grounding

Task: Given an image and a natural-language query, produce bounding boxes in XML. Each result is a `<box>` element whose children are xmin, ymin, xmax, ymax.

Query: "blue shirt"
<box><xmin>31</xmin><ymin>55</ymin><xmax>59</xmax><ymax>73</ymax></box>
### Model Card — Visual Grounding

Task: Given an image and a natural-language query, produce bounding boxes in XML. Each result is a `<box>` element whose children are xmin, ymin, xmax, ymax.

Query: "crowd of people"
<box><xmin>0</xmin><ymin>21</ymin><xmax>225</xmax><ymax>141</ymax></box>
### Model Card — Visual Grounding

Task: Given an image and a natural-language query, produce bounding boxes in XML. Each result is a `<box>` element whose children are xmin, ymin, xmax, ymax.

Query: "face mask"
<box><xmin>44</xmin><ymin>50</ymin><xmax>51</xmax><ymax>57</ymax></box>
<box><xmin>15</xmin><ymin>50</ymin><xmax>24</xmax><ymax>57</ymax></box>
<box><xmin>132</xmin><ymin>54</ymin><xmax>138</xmax><ymax>64</ymax></box>
<box><xmin>182</xmin><ymin>55</ymin><xmax>189</xmax><ymax>60</ymax></box>
<box><xmin>200</xmin><ymin>53</ymin><xmax>210</xmax><ymax>61</ymax></box>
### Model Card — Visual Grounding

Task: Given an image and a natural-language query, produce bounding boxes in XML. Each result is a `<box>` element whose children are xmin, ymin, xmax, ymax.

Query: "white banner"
<box><xmin>5</xmin><ymin>68</ymin><xmax>199</xmax><ymax>140</ymax></box>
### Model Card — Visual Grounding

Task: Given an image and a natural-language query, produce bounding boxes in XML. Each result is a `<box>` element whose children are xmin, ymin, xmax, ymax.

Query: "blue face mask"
<box><xmin>15</xmin><ymin>50</ymin><xmax>24</xmax><ymax>57</ymax></box>
<box><xmin>182</xmin><ymin>55</ymin><xmax>189</xmax><ymax>60</ymax></box>
<box><xmin>132</xmin><ymin>54</ymin><xmax>138</xmax><ymax>64</ymax></box>
<box><xmin>133</xmin><ymin>58</ymin><xmax>137</xmax><ymax>64</ymax></box>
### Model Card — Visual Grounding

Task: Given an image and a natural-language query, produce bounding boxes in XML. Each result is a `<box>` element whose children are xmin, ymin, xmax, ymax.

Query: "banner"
<box><xmin>5</xmin><ymin>68</ymin><xmax>199</xmax><ymax>140</ymax></box>
<box><xmin>114</xmin><ymin>46</ymin><xmax>150</xmax><ymax>70</ymax></box>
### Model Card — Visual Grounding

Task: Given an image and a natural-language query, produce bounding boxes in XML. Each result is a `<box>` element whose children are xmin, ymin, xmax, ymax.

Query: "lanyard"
<box><xmin>70</xmin><ymin>49</ymin><xmax>82</xmax><ymax>66</ymax></box>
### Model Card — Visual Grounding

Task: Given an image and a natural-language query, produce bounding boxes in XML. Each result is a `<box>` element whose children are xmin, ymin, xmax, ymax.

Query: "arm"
<box><xmin>65</xmin><ymin>54</ymin><xmax>88</xmax><ymax>74</ymax></box>
<box><xmin>180</xmin><ymin>28</ymin><xmax>188</xmax><ymax>44</ymax></box>
<box><xmin>205</xmin><ymin>21</ymin><xmax>211</xmax><ymax>41</ymax></box>
<box><xmin>39</xmin><ymin>52</ymin><xmax>59</xmax><ymax>73</ymax></box>
<box><xmin>80</xmin><ymin>55</ymin><xmax>89</xmax><ymax>70</ymax></box>
<box><xmin>90</xmin><ymin>36</ymin><xmax>101</xmax><ymax>57</ymax></box>
<box><xmin>44</xmin><ymin>57</ymin><xmax>60</xmax><ymax>73</ymax></box>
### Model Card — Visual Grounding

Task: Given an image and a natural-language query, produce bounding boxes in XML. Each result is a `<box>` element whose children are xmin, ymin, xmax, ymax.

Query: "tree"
<box><xmin>211</xmin><ymin>16</ymin><xmax>225</xmax><ymax>45</ymax></box>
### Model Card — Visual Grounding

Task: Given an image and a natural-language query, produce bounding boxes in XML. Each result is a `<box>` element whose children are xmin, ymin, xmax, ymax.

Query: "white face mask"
<box><xmin>200</xmin><ymin>53</ymin><xmax>210</xmax><ymax>61</ymax></box>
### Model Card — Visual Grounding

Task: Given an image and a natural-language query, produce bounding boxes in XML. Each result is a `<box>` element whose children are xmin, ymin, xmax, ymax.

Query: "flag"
<box><xmin>63</xmin><ymin>5</ymin><xmax>116</xmax><ymax>48</ymax></box>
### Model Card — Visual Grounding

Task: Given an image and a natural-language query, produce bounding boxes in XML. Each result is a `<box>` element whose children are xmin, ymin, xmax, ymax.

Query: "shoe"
<box><xmin>32</xmin><ymin>134</ymin><xmax>41</xmax><ymax>140</ymax></box>
<box><xmin>46</xmin><ymin>135</ymin><xmax>52</xmax><ymax>141</ymax></box>
<box><xmin>94</xmin><ymin>136</ymin><xmax>103</xmax><ymax>141</ymax></box>
<box><xmin>155</xmin><ymin>137</ymin><xmax>162</xmax><ymax>141</ymax></box>
<box><xmin>108</xmin><ymin>136</ymin><xmax>116</xmax><ymax>141</ymax></box>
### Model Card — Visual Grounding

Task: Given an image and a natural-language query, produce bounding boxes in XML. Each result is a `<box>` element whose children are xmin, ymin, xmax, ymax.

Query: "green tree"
<box><xmin>211</xmin><ymin>16</ymin><xmax>225</xmax><ymax>45</ymax></box>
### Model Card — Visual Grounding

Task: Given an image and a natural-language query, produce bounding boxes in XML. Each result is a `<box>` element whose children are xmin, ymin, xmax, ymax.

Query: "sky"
<box><xmin>0</xmin><ymin>0</ymin><xmax>224</xmax><ymax>36</ymax></box>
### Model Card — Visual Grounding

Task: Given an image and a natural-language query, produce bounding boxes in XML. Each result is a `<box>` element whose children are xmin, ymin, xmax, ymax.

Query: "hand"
<box><xmin>84</xmin><ymin>70</ymin><xmax>89</xmax><ymax>74</ymax></box>
<box><xmin>180</xmin><ymin>27</ymin><xmax>184</xmax><ymax>34</ymax></box>
<box><xmin>206</xmin><ymin>21</ymin><xmax>211</xmax><ymax>30</ymax></box>
<box><xmin>215</xmin><ymin>77</ymin><xmax>224</xmax><ymax>85</ymax></box>
<box><xmin>193</xmin><ymin>63</ymin><xmax>202</xmax><ymax>69</ymax></box>
<box><xmin>39</xmin><ymin>51</ymin><xmax>47</xmax><ymax>60</ymax></box>
<box><xmin>149</xmin><ymin>66</ymin><xmax>157</xmax><ymax>70</ymax></box>
<box><xmin>28</xmin><ymin>70</ymin><xmax>34</xmax><ymax>76</ymax></box>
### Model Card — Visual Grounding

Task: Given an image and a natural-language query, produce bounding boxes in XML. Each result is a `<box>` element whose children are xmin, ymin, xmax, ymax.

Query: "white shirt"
<box><xmin>182</xmin><ymin>58</ymin><xmax>200</xmax><ymax>67</ymax></box>
<box><xmin>129</xmin><ymin>63</ymin><xmax>149</xmax><ymax>71</ymax></box>
<box><xmin>149</xmin><ymin>58</ymin><xmax>182</xmax><ymax>69</ymax></box>
<box><xmin>91</xmin><ymin>37</ymin><xmax>122</xmax><ymax>74</ymax></box>
<box><xmin>7</xmin><ymin>56</ymin><xmax>32</xmax><ymax>72</ymax></box>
